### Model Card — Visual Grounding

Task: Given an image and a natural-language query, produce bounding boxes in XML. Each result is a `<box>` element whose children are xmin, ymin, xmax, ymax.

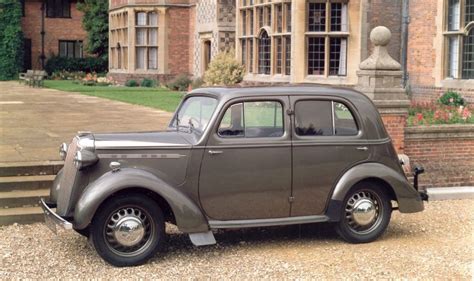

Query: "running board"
<box><xmin>208</xmin><ymin>215</ymin><xmax>329</xmax><ymax>229</ymax></box>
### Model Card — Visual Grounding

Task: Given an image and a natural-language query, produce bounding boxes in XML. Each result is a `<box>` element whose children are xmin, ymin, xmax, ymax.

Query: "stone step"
<box><xmin>0</xmin><ymin>161</ymin><xmax>63</xmax><ymax>177</ymax></box>
<box><xmin>0</xmin><ymin>206</ymin><xmax>44</xmax><ymax>226</ymax></box>
<box><xmin>0</xmin><ymin>175</ymin><xmax>55</xmax><ymax>191</ymax></box>
<box><xmin>0</xmin><ymin>189</ymin><xmax>50</xmax><ymax>208</ymax></box>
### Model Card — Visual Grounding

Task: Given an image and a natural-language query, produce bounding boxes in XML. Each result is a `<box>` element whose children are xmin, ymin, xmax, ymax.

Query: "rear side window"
<box><xmin>295</xmin><ymin>100</ymin><xmax>358</xmax><ymax>136</ymax></box>
<box><xmin>218</xmin><ymin>101</ymin><xmax>284</xmax><ymax>138</ymax></box>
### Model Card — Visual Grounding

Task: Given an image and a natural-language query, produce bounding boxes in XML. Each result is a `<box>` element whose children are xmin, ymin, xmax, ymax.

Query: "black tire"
<box><xmin>90</xmin><ymin>194</ymin><xmax>165</xmax><ymax>267</ymax></box>
<box><xmin>335</xmin><ymin>182</ymin><xmax>392</xmax><ymax>243</ymax></box>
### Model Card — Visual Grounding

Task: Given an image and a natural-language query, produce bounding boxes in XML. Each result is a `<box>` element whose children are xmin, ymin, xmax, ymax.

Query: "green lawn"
<box><xmin>44</xmin><ymin>80</ymin><xmax>184</xmax><ymax>112</ymax></box>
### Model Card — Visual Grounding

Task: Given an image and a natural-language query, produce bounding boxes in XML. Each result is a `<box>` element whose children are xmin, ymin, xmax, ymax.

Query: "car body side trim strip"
<box><xmin>208</xmin><ymin>215</ymin><xmax>329</xmax><ymax>229</ymax></box>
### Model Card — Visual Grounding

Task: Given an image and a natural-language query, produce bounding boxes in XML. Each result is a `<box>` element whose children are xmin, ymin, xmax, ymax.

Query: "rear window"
<box><xmin>295</xmin><ymin>100</ymin><xmax>358</xmax><ymax>136</ymax></box>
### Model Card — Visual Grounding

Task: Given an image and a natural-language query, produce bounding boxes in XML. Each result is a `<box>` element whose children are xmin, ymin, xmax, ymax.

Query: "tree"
<box><xmin>77</xmin><ymin>0</ymin><xmax>109</xmax><ymax>61</ymax></box>
<box><xmin>0</xmin><ymin>0</ymin><xmax>24</xmax><ymax>80</ymax></box>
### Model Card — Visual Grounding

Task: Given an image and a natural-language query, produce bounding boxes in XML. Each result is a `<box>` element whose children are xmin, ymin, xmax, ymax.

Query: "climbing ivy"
<box><xmin>0</xmin><ymin>0</ymin><xmax>24</xmax><ymax>80</ymax></box>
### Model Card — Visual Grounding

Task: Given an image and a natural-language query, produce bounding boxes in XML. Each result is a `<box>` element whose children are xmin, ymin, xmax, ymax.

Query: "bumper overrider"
<box><xmin>40</xmin><ymin>198</ymin><xmax>73</xmax><ymax>233</ymax></box>
<box><xmin>413</xmin><ymin>165</ymin><xmax>429</xmax><ymax>201</ymax></box>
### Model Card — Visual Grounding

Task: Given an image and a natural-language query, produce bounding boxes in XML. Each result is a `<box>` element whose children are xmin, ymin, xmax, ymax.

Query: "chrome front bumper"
<box><xmin>40</xmin><ymin>198</ymin><xmax>73</xmax><ymax>233</ymax></box>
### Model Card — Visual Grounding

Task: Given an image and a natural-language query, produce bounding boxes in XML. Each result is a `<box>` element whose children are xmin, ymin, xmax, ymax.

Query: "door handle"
<box><xmin>356</xmin><ymin>146</ymin><xmax>369</xmax><ymax>151</ymax></box>
<box><xmin>208</xmin><ymin>150</ymin><xmax>223</xmax><ymax>155</ymax></box>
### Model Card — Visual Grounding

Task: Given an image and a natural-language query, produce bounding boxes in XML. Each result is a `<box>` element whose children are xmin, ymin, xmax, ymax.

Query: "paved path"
<box><xmin>0</xmin><ymin>82</ymin><xmax>173</xmax><ymax>163</ymax></box>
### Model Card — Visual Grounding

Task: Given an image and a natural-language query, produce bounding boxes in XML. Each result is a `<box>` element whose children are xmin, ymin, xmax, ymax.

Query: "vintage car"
<box><xmin>41</xmin><ymin>86</ymin><xmax>427</xmax><ymax>267</ymax></box>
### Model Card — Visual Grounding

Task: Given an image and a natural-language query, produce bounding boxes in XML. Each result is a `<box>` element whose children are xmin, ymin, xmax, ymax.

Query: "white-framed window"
<box><xmin>445</xmin><ymin>0</ymin><xmax>474</xmax><ymax>79</ymax></box>
<box><xmin>135</xmin><ymin>11</ymin><xmax>159</xmax><ymax>70</ymax></box>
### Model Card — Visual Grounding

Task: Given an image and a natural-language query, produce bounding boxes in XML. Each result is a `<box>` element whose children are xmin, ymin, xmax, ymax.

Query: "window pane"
<box><xmin>62</xmin><ymin>0</ymin><xmax>70</xmax><ymax>17</ymax></box>
<box><xmin>258</xmin><ymin>7</ymin><xmax>264</xmax><ymax>28</ymax></box>
<box><xmin>276</xmin><ymin>37</ymin><xmax>282</xmax><ymax>74</ymax></box>
<box><xmin>330</xmin><ymin>3</ymin><xmax>342</xmax><ymax>31</ymax></box>
<box><xmin>136</xmin><ymin>47</ymin><xmax>145</xmax><ymax>69</ymax></box>
<box><xmin>295</xmin><ymin>101</ymin><xmax>333</xmax><ymax>136</ymax></box>
<box><xmin>46</xmin><ymin>0</ymin><xmax>55</xmax><ymax>17</ymax></box>
<box><xmin>59</xmin><ymin>41</ymin><xmax>67</xmax><ymax>57</ymax></box>
<box><xmin>244</xmin><ymin>101</ymin><xmax>283</xmax><ymax>138</ymax></box>
<box><xmin>286</xmin><ymin>4</ymin><xmax>291</xmax><ymax>32</ymax></box>
<box><xmin>136</xmin><ymin>28</ymin><xmax>146</xmax><ymax>45</ymax></box>
<box><xmin>462</xmin><ymin>30</ymin><xmax>474</xmax><ymax>79</ymax></box>
<box><xmin>218</xmin><ymin>103</ymin><xmax>244</xmax><ymax>137</ymax></box>
<box><xmin>265</xmin><ymin>6</ymin><xmax>271</xmax><ymax>26</ymax></box>
<box><xmin>448</xmin><ymin>0</ymin><xmax>461</xmax><ymax>31</ymax></box>
<box><xmin>148</xmin><ymin>47</ymin><xmax>158</xmax><ymax>69</ymax></box>
<box><xmin>466</xmin><ymin>0</ymin><xmax>474</xmax><ymax>24</ymax></box>
<box><xmin>149</xmin><ymin>12</ymin><xmax>158</xmax><ymax>26</ymax></box>
<box><xmin>136</xmin><ymin>12</ymin><xmax>147</xmax><ymax>26</ymax></box>
<box><xmin>174</xmin><ymin>97</ymin><xmax>218</xmax><ymax>132</ymax></box>
<box><xmin>249</xmin><ymin>38</ymin><xmax>254</xmax><ymax>73</ymax></box>
<box><xmin>242</xmin><ymin>10</ymin><xmax>247</xmax><ymax>36</ymax></box>
<box><xmin>149</xmin><ymin>29</ymin><xmax>158</xmax><ymax>45</ymax></box>
<box><xmin>276</xmin><ymin>4</ymin><xmax>283</xmax><ymax>33</ymax></box>
<box><xmin>285</xmin><ymin>36</ymin><xmax>291</xmax><ymax>75</ymax></box>
<box><xmin>249</xmin><ymin>10</ymin><xmax>254</xmax><ymax>35</ymax></box>
<box><xmin>67</xmin><ymin>42</ymin><xmax>74</xmax><ymax>58</ymax></box>
<box><xmin>308</xmin><ymin>2</ymin><xmax>326</xmax><ymax>32</ymax></box>
<box><xmin>258</xmin><ymin>31</ymin><xmax>271</xmax><ymax>74</ymax></box>
<box><xmin>241</xmin><ymin>39</ymin><xmax>247</xmax><ymax>65</ymax></box>
<box><xmin>334</xmin><ymin>102</ymin><xmax>358</xmax><ymax>136</ymax></box>
<box><xmin>307</xmin><ymin>37</ymin><xmax>325</xmax><ymax>75</ymax></box>
<box><xmin>448</xmin><ymin>36</ymin><xmax>460</xmax><ymax>78</ymax></box>
<box><xmin>74</xmin><ymin>41</ymin><xmax>83</xmax><ymax>58</ymax></box>
<box><xmin>329</xmin><ymin>37</ymin><xmax>347</xmax><ymax>76</ymax></box>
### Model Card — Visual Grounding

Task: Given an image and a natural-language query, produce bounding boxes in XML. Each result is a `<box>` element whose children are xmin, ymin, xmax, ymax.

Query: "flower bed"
<box><xmin>408</xmin><ymin>101</ymin><xmax>473</xmax><ymax>126</ymax></box>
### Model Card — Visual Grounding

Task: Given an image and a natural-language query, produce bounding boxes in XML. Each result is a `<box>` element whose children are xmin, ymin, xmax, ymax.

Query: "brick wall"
<box><xmin>167</xmin><ymin>7</ymin><xmax>193</xmax><ymax>76</ymax></box>
<box><xmin>21</xmin><ymin>0</ymin><xmax>87</xmax><ymax>70</ymax></box>
<box><xmin>381</xmin><ymin>114</ymin><xmax>407</xmax><ymax>153</ymax></box>
<box><xmin>366</xmin><ymin>0</ymin><xmax>402</xmax><ymax>61</ymax></box>
<box><xmin>405</xmin><ymin>125</ymin><xmax>474</xmax><ymax>187</ymax></box>
<box><xmin>410</xmin><ymin>86</ymin><xmax>474</xmax><ymax>104</ymax></box>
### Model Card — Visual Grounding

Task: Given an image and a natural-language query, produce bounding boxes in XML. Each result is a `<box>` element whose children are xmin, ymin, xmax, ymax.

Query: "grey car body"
<box><xmin>42</xmin><ymin>85</ymin><xmax>425</xmax><ymax>266</ymax></box>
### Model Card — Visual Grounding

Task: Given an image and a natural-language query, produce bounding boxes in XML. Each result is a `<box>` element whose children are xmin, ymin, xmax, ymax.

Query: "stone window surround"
<box><xmin>442</xmin><ymin>0</ymin><xmax>474</xmax><ymax>83</ymax></box>
<box><xmin>238</xmin><ymin>0</ymin><xmax>292</xmax><ymax>78</ymax></box>
<box><xmin>109</xmin><ymin>6</ymin><xmax>168</xmax><ymax>75</ymax></box>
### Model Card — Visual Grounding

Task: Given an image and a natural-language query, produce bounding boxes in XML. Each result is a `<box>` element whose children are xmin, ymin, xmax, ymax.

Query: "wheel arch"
<box><xmin>73</xmin><ymin>168</ymin><xmax>209</xmax><ymax>233</ymax></box>
<box><xmin>329</xmin><ymin>162</ymin><xmax>424</xmax><ymax>214</ymax></box>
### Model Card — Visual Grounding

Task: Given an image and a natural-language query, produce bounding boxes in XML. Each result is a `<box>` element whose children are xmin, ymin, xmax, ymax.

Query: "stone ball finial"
<box><xmin>370</xmin><ymin>26</ymin><xmax>391</xmax><ymax>46</ymax></box>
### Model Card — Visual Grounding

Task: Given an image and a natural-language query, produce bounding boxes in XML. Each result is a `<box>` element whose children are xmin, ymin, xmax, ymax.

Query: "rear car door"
<box><xmin>199</xmin><ymin>97</ymin><xmax>292</xmax><ymax>220</ymax></box>
<box><xmin>290</xmin><ymin>96</ymin><xmax>370</xmax><ymax>216</ymax></box>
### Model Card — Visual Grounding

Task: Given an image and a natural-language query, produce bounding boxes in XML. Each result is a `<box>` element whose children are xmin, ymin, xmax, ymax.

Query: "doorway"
<box><xmin>23</xmin><ymin>38</ymin><xmax>32</xmax><ymax>71</ymax></box>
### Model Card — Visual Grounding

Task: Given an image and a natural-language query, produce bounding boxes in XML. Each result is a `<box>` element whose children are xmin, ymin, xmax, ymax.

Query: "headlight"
<box><xmin>59</xmin><ymin>143</ymin><xmax>68</xmax><ymax>160</ymax></box>
<box><xmin>73</xmin><ymin>150</ymin><xmax>98</xmax><ymax>170</ymax></box>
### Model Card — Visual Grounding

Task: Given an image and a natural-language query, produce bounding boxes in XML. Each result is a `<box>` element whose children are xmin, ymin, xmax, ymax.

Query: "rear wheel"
<box><xmin>90</xmin><ymin>194</ymin><xmax>165</xmax><ymax>267</ymax></box>
<box><xmin>335</xmin><ymin>182</ymin><xmax>392</xmax><ymax>243</ymax></box>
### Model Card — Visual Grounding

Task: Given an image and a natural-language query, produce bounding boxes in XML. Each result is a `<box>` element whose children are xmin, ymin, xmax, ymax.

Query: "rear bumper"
<box><xmin>40</xmin><ymin>198</ymin><xmax>73</xmax><ymax>231</ymax></box>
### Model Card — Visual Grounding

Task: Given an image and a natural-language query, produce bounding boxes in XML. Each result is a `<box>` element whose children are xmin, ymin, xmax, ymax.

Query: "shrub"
<box><xmin>438</xmin><ymin>91</ymin><xmax>466</xmax><ymax>107</ymax></box>
<box><xmin>140</xmin><ymin>78</ymin><xmax>156</xmax><ymax>88</ymax></box>
<box><xmin>408</xmin><ymin>100</ymin><xmax>473</xmax><ymax>126</ymax></box>
<box><xmin>191</xmin><ymin>77</ymin><xmax>205</xmax><ymax>89</ymax></box>
<box><xmin>44</xmin><ymin>56</ymin><xmax>108</xmax><ymax>75</ymax></box>
<box><xmin>204</xmin><ymin>50</ymin><xmax>244</xmax><ymax>86</ymax></box>
<box><xmin>166</xmin><ymin>74</ymin><xmax>192</xmax><ymax>91</ymax></box>
<box><xmin>125</xmin><ymin>80</ymin><xmax>138</xmax><ymax>87</ymax></box>
<box><xmin>0</xmin><ymin>0</ymin><xmax>24</xmax><ymax>80</ymax></box>
<box><xmin>50</xmin><ymin>70</ymin><xmax>86</xmax><ymax>80</ymax></box>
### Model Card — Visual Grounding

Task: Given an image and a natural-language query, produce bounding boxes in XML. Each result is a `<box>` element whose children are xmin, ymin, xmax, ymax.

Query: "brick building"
<box><xmin>20</xmin><ymin>0</ymin><xmax>87</xmax><ymax>70</ymax></box>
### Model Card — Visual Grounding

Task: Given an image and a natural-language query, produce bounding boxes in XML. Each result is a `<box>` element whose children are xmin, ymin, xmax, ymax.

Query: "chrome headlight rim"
<box><xmin>73</xmin><ymin>150</ymin><xmax>83</xmax><ymax>170</ymax></box>
<box><xmin>59</xmin><ymin>143</ymin><xmax>68</xmax><ymax>160</ymax></box>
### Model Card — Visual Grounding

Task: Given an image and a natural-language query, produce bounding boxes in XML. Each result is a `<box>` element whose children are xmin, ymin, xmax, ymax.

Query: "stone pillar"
<box><xmin>356</xmin><ymin>26</ymin><xmax>410</xmax><ymax>153</ymax></box>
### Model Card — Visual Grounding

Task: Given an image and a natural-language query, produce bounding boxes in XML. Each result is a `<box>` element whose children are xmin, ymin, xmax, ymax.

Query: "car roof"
<box><xmin>187</xmin><ymin>84</ymin><xmax>369</xmax><ymax>102</ymax></box>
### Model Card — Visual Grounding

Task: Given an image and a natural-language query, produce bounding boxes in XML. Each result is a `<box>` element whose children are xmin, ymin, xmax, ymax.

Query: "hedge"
<box><xmin>0</xmin><ymin>0</ymin><xmax>24</xmax><ymax>80</ymax></box>
<box><xmin>44</xmin><ymin>56</ymin><xmax>108</xmax><ymax>75</ymax></box>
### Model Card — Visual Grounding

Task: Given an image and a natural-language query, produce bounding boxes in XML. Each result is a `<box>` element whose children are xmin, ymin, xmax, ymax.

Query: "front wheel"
<box><xmin>90</xmin><ymin>194</ymin><xmax>165</xmax><ymax>267</ymax></box>
<box><xmin>335</xmin><ymin>183</ymin><xmax>392</xmax><ymax>243</ymax></box>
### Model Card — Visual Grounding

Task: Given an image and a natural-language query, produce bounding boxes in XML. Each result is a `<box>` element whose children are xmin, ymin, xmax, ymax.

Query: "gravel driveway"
<box><xmin>0</xmin><ymin>200</ymin><xmax>472</xmax><ymax>279</ymax></box>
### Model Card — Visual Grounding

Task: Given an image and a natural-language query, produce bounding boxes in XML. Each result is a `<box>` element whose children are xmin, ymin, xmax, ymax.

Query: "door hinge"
<box><xmin>286</xmin><ymin>109</ymin><xmax>294</xmax><ymax>115</ymax></box>
<box><xmin>288</xmin><ymin>196</ymin><xmax>295</xmax><ymax>203</ymax></box>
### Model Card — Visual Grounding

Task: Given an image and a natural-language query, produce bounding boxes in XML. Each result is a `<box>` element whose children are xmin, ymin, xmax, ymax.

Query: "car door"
<box><xmin>290</xmin><ymin>96</ymin><xmax>370</xmax><ymax>216</ymax></box>
<box><xmin>199</xmin><ymin>96</ymin><xmax>292</xmax><ymax>220</ymax></box>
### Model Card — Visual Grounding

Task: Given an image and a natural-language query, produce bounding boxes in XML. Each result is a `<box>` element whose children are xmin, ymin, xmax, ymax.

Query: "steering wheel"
<box><xmin>188</xmin><ymin>117</ymin><xmax>202</xmax><ymax>130</ymax></box>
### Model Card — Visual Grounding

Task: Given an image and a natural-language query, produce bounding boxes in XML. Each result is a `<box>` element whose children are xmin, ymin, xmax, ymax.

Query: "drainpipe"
<box><xmin>40</xmin><ymin>0</ymin><xmax>46</xmax><ymax>69</ymax></box>
<box><xmin>401</xmin><ymin>0</ymin><xmax>409</xmax><ymax>88</ymax></box>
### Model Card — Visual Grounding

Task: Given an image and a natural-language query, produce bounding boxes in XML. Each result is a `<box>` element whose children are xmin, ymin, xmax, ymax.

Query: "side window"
<box><xmin>334</xmin><ymin>102</ymin><xmax>358</xmax><ymax>136</ymax></box>
<box><xmin>295</xmin><ymin>101</ymin><xmax>333</xmax><ymax>136</ymax></box>
<box><xmin>218</xmin><ymin>101</ymin><xmax>284</xmax><ymax>138</ymax></box>
<box><xmin>295</xmin><ymin>100</ymin><xmax>358</xmax><ymax>137</ymax></box>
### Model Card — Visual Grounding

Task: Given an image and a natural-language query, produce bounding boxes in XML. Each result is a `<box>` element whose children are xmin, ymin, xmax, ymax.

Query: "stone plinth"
<box><xmin>356</xmin><ymin>26</ymin><xmax>410</xmax><ymax>153</ymax></box>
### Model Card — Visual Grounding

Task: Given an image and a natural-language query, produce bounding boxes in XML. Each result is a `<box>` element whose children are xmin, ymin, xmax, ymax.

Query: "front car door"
<box><xmin>199</xmin><ymin>96</ymin><xmax>292</xmax><ymax>220</ymax></box>
<box><xmin>290</xmin><ymin>96</ymin><xmax>370</xmax><ymax>216</ymax></box>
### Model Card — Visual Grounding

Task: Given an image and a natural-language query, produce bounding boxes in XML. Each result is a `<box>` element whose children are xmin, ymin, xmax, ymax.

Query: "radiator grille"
<box><xmin>57</xmin><ymin>137</ymin><xmax>79</xmax><ymax>216</ymax></box>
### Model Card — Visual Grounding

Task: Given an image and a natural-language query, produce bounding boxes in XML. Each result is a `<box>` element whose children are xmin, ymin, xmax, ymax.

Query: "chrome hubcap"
<box><xmin>104</xmin><ymin>207</ymin><xmax>154</xmax><ymax>256</ymax></box>
<box><xmin>345</xmin><ymin>190</ymin><xmax>382</xmax><ymax>233</ymax></box>
<box><xmin>113</xmin><ymin>217</ymin><xmax>145</xmax><ymax>247</ymax></box>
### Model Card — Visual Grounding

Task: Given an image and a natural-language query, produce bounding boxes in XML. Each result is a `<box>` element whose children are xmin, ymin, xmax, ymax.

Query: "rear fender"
<box><xmin>73</xmin><ymin>168</ymin><xmax>209</xmax><ymax>233</ymax></box>
<box><xmin>329</xmin><ymin>162</ymin><xmax>424</xmax><ymax>214</ymax></box>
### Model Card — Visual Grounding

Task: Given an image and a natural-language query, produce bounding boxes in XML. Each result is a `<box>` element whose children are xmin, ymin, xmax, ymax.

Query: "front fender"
<box><xmin>73</xmin><ymin>168</ymin><xmax>209</xmax><ymax>233</ymax></box>
<box><xmin>330</xmin><ymin>162</ymin><xmax>424</xmax><ymax>213</ymax></box>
